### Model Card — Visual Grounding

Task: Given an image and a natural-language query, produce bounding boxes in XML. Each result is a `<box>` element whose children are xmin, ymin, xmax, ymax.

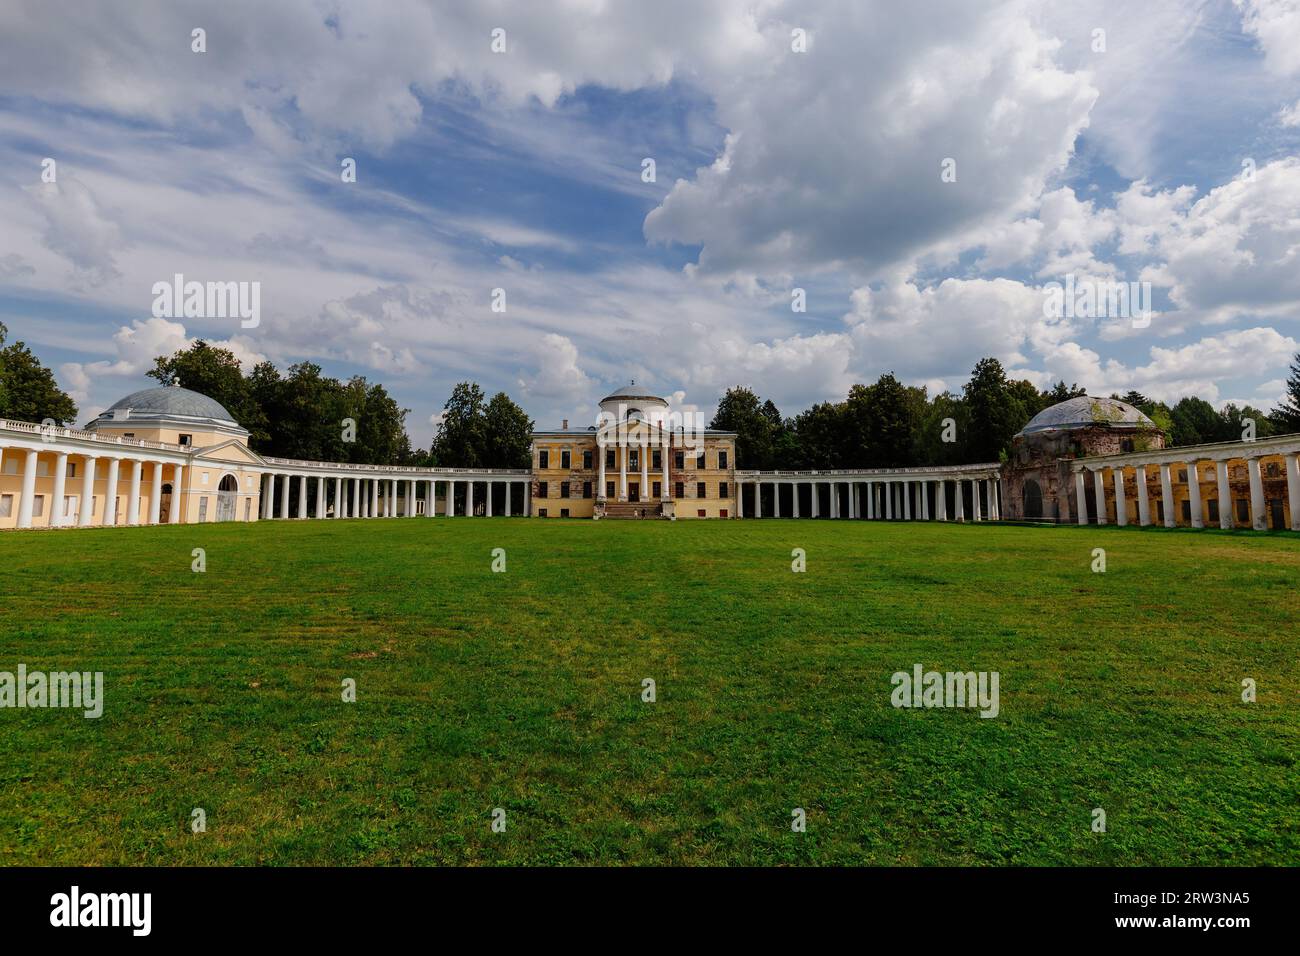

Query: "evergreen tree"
<box><xmin>1272</xmin><ymin>351</ymin><xmax>1300</xmax><ymax>433</ymax></box>
<box><xmin>963</xmin><ymin>358</ymin><xmax>1020</xmax><ymax>461</ymax></box>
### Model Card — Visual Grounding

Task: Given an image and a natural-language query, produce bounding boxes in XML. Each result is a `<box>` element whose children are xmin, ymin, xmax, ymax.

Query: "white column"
<box><xmin>989</xmin><ymin>480</ymin><xmax>999</xmax><ymax>520</ymax></box>
<box><xmin>170</xmin><ymin>464</ymin><xmax>183</xmax><ymax>524</ymax></box>
<box><xmin>316</xmin><ymin>476</ymin><xmax>326</xmax><ymax>518</ymax></box>
<box><xmin>919</xmin><ymin>481</ymin><xmax>928</xmax><ymax>520</ymax></box>
<box><xmin>1074</xmin><ymin>471</ymin><xmax>1088</xmax><ymax>525</ymax></box>
<box><xmin>371</xmin><ymin>478</ymin><xmax>379</xmax><ymax>517</ymax></box>
<box><xmin>17</xmin><ymin>449</ymin><xmax>39</xmax><ymax>528</ymax></box>
<box><xmin>408</xmin><ymin>479</ymin><xmax>417</xmax><ymax>517</ymax></box>
<box><xmin>280</xmin><ymin>473</ymin><xmax>290</xmax><ymax>519</ymax></box>
<box><xmin>661</xmin><ymin>438</ymin><xmax>670</xmax><ymax>499</ymax></box>
<box><xmin>1159</xmin><ymin>464</ymin><xmax>1175</xmax><ymax>528</ymax></box>
<box><xmin>971</xmin><ymin>479</ymin><xmax>982</xmax><ymax>521</ymax></box>
<box><xmin>886</xmin><ymin>482</ymin><xmax>895</xmax><ymax>519</ymax></box>
<box><xmin>299</xmin><ymin>475</ymin><xmax>308</xmax><ymax>519</ymax></box>
<box><xmin>103</xmin><ymin>458</ymin><xmax>120</xmax><ymax>526</ymax></box>
<box><xmin>79</xmin><ymin>455</ymin><xmax>98</xmax><ymax>527</ymax></box>
<box><xmin>773</xmin><ymin>481</ymin><xmax>781</xmax><ymax>518</ymax></box>
<box><xmin>1112</xmin><ymin>468</ymin><xmax>1127</xmax><ymax>527</ymax></box>
<box><xmin>1092</xmin><ymin>469</ymin><xmax>1108</xmax><ymax>525</ymax></box>
<box><xmin>1135</xmin><ymin>466</ymin><xmax>1151</xmax><ymax>526</ymax></box>
<box><xmin>1215</xmin><ymin>460</ymin><xmax>1232</xmax><ymax>529</ymax></box>
<box><xmin>50</xmin><ymin>451</ymin><xmax>69</xmax><ymax>527</ymax></box>
<box><xmin>262</xmin><ymin>474</ymin><xmax>274</xmax><ymax>519</ymax></box>
<box><xmin>640</xmin><ymin>438</ymin><xmax>649</xmax><ymax>499</ymax></box>
<box><xmin>935</xmin><ymin>480</ymin><xmax>946</xmax><ymax>521</ymax></box>
<box><xmin>791</xmin><ymin>482</ymin><xmax>800</xmax><ymax>518</ymax></box>
<box><xmin>810</xmin><ymin>482</ymin><xmax>819</xmax><ymax>518</ymax></box>
<box><xmin>504</xmin><ymin>481</ymin><xmax>512</xmax><ymax>517</ymax></box>
<box><xmin>1247</xmin><ymin>457</ymin><xmax>1266</xmax><ymax>531</ymax></box>
<box><xmin>149</xmin><ymin>460</ymin><xmax>164</xmax><ymax>524</ymax></box>
<box><xmin>485</xmin><ymin>480</ymin><xmax>493</xmax><ymax>517</ymax></box>
<box><xmin>850</xmin><ymin>483</ymin><xmax>858</xmax><ymax>520</ymax></box>
<box><xmin>331</xmin><ymin>477</ymin><xmax>341</xmax><ymax>517</ymax></box>
<box><xmin>619</xmin><ymin>443</ymin><xmax>627</xmax><ymax>500</ymax></box>
<box><xmin>127</xmin><ymin>459</ymin><xmax>143</xmax><ymax>526</ymax></box>
<box><xmin>1286</xmin><ymin>454</ymin><xmax>1300</xmax><ymax>532</ymax></box>
<box><xmin>525</xmin><ymin>479</ymin><xmax>532</xmax><ymax>516</ymax></box>
<box><xmin>598</xmin><ymin>442</ymin><xmax>607</xmax><ymax>498</ymax></box>
<box><xmin>466</xmin><ymin>480</ymin><xmax>474</xmax><ymax>516</ymax></box>
<box><xmin>1187</xmin><ymin>462</ymin><xmax>1204</xmax><ymax>528</ymax></box>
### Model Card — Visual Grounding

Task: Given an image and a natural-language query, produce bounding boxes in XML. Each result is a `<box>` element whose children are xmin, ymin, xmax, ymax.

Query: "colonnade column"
<box><xmin>315</xmin><ymin>477</ymin><xmax>325</xmax><ymax>518</ymax></box>
<box><xmin>919</xmin><ymin>481</ymin><xmax>928</xmax><ymax>520</ymax></box>
<box><xmin>79</xmin><ymin>455</ymin><xmax>98</xmax><ymax>527</ymax></box>
<box><xmin>127</xmin><ymin>459</ymin><xmax>143</xmax><ymax>526</ymax></box>
<box><xmin>408</xmin><ymin>479</ymin><xmax>417</xmax><ymax>517</ymax></box>
<box><xmin>1112</xmin><ymin>467</ymin><xmax>1127</xmax><ymax>527</ymax></box>
<box><xmin>791</xmin><ymin>482</ymin><xmax>800</xmax><ymax>518</ymax></box>
<box><xmin>296</xmin><ymin>475</ymin><xmax>305</xmax><ymax>519</ymax></box>
<box><xmin>17</xmin><ymin>449</ymin><xmax>39</xmax><ymax>528</ymax></box>
<box><xmin>1135</xmin><ymin>466</ymin><xmax>1151</xmax><ymax>527</ymax></box>
<box><xmin>737</xmin><ymin>480</ymin><xmax>744</xmax><ymax>518</ymax></box>
<box><xmin>466</xmin><ymin>480</ymin><xmax>474</xmax><ymax>516</ymax></box>
<box><xmin>485</xmin><ymin>481</ymin><xmax>493</xmax><ymax>517</ymax></box>
<box><xmin>169</xmin><ymin>464</ymin><xmax>183</xmax><ymax>524</ymax></box>
<box><xmin>773</xmin><ymin>481</ymin><xmax>781</xmax><ymax>518</ymax></box>
<box><xmin>50</xmin><ymin>452</ymin><xmax>69</xmax><ymax>527</ymax></box>
<box><xmin>1092</xmin><ymin>468</ymin><xmax>1108</xmax><ymax>524</ymax></box>
<box><xmin>149</xmin><ymin>459</ymin><xmax>163</xmax><ymax>524</ymax></box>
<box><xmin>934</xmin><ymin>480</ymin><xmax>946</xmax><ymax>521</ymax></box>
<box><xmin>103</xmin><ymin>458</ymin><xmax>120</xmax><ymax>527</ymax></box>
<box><xmin>640</xmin><ymin>439</ymin><xmax>649</xmax><ymax>499</ymax></box>
<box><xmin>660</xmin><ymin>436</ymin><xmax>669</xmax><ymax>501</ymax></box>
<box><xmin>1074</xmin><ymin>471</ymin><xmax>1088</xmax><ymax>525</ymax></box>
<box><xmin>279</xmin><ymin>473</ymin><xmax>290</xmax><ymax>519</ymax></box>
<box><xmin>1159</xmin><ymin>464</ymin><xmax>1175</xmax><ymax>528</ymax></box>
<box><xmin>1187</xmin><ymin>462</ymin><xmax>1204</xmax><ymax>528</ymax></box>
<box><xmin>971</xmin><ymin>479</ymin><xmax>982</xmax><ymax>521</ymax></box>
<box><xmin>1247</xmin><ymin>457</ymin><xmax>1266</xmax><ymax>531</ymax></box>
<box><xmin>619</xmin><ymin>443</ymin><xmax>627</xmax><ymax>501</ymax></box>
<box><xmin>504</xmin><ymin>481</ymin><xmax>512</xmax><ymax>517</ymax></box>
<box><xmin>951</xmin><ymin>481</ymin><xmax>961</xmax><ymax>521</ymax></box>
<box><xmin>1215</xmin><ymin>460</ymin><xmax>1232</xmax><ymax>529</ymax></box>
<box><xmin>1287</xmin><ymin>454</ymin><xmax>1300</xmax><ymax>532</ymax></box>
<box><xmin>262</xmin><ymin>474</ymin><xmax>274</xmax><ymax>519</ymax></box>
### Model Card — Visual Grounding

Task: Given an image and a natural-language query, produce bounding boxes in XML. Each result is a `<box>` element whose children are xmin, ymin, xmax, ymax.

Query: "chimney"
<box><xmin>562</xmin><ymin>418</ymin><xmax>569</xmax><ymax>430</ymax></box>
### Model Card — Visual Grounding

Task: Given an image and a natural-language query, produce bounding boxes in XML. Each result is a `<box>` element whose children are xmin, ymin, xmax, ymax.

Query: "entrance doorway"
<box><xmin>216</xmin><ymin>475</ymin><xmax>238</xmax><ymax>522</ymax></box>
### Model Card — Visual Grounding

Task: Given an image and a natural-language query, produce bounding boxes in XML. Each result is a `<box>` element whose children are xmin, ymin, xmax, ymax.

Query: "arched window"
<box><xmin>1022</xmin><ymin>478</ymin><xmax>1043</xmax><ymax>519</ymax></box>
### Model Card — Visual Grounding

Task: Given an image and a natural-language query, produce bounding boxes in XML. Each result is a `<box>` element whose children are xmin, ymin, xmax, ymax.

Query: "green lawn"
<box><xmin>0</xmin><ymin>517</ymin><xmax>1296</xmax><ymax>865</ymax></box>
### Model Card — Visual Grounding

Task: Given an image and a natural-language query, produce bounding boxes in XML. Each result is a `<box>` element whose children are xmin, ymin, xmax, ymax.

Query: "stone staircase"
<box><xmin>600</xmin><ymin>500</ymin><xmax>663</xmax><ymax>519</ymax></box>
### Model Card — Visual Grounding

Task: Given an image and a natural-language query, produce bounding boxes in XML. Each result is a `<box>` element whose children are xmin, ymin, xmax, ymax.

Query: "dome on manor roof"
<box><xmin>600</xmin><ymin>381</ymin><xmax>667</xmax><ymax>404</ymax></box>
<box><xmin>1017</xmin><ymin>396</ymin><xmax>1155</xmax><ymax>437</ymax></box>
<box><xmin>89</xmin><ymin>384</ymin><xmax>245</xmax><ymax>432</ymax></box>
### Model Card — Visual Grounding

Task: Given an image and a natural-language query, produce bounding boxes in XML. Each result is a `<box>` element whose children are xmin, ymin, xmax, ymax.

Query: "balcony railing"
<box><xmin>0</xmin><ymin>418</ymin><xmax>190</xmax><ymax>453</ymax></box>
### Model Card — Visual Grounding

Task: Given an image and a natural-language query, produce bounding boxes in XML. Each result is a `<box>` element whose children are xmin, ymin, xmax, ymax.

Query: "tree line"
<box><xmin>4</xmin><ymin>327</ymin><xmax>1300</xmax><ymax>469</ymax></box>
<box><xmin>711</xmin><ymin>356</ymin><xmax>1300</xmax><ymax>470</ymax></box>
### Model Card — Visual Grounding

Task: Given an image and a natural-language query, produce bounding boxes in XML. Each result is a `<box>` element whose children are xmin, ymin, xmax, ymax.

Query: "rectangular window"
<box><xmin>606</xmin><ymin>449</ymin><xmax>615</xmax><ymax>468</ymax></box>
<box><xmin>674</xmin><ymin>451</ymin><xmax>684</xmax><ymax>469</ymax></box>
<box><xmin>2</xmin><ymin>458</ymin><xmax>15</xmax><ymax>474</ymax></box>
<box><xmin>1155</xmin><ymin>501</ymin><xmax>1163</xmax><ymax>523</ymax></box>
<box><xmin>697</xmin><ymin>509</ymin><xmax>706</xmax><ymax>518</ymax></box>
<box><xmin>539</xmin><ymin>450</ymin><xmax>549</xmax><ymax>469</ymax></box>
<box><xmin>63</xmin><ymin>495</ymin><xmax>76</xmax><ymax>518</ymax></box>
<box><xmin>1178</xmin><ymin>469</ymin><xmax>1187</xmax><ymax>482</ymax></box>
<box><xmin>719</xmin><ymin>482</ymin><xmax>729</xmax><ymax>498</ymax></box>
<box><xmin>1181</xmin><ymin>500</ymin><xmax>1191</xmax><ymax>521</ymax></box>
<box><xmin>67</xmin><ymin>462</ymin><xmax>77</xmax><ymax>478</ymax></box>
<box><xmin>652</xmin><ymin>450</ymin><xmax>662</xmax><ymax>470</ymax></box>
<box><xmin>0</xmin><ymin>494</ymin><xmax>11</xmax><ymax>517</ymax></box>
<box><xmin>583</xmin><ymin>450</ymin><xmax>592</xmax><ymax>470</ymax></box>
<box><xmin>244</xmin><ymin>499</ymin><xmax>251</xmax><ymax>521</ymax></box>
<box><xmin>652</xmin><ymin>481</ymin><xmax>661</xmax><ymax>499</ymax></box>
<box><xmin>697</xmin><ymin>482</ymin><xmax>706</xmax><ymax>499</ymax></box>
<box><xmin>561</xmin><ymin>450</ymin><xmax>571</xmax><ymax>469</ymax></box>
<box><xmin>198</xmin><ymin>497</ymin><xmax>208</xmax><ymax>521</ymax></box>
<box><xmin>32</xmin><ymin>495</ymin><xmax>44</xmax><ymax>517</ymax></box>
<box><xmin>720</xmin><ymin>509</ymin><xmax>728</xmax><ymax>518</ymax></box>
<box><xmin>36</xmin><ymin>461</ymin><xmax>49</xmax><ymax>477</ymax></box>
<box><xmin>1267</xmin><ymin>462</ymin><xmax>1280</xmax><ymax>477</ymax></box>
<box><xmin>1208</xmin><ymin>499</ymin><xmax>1219</xmax><ymax>522</ymax></box>
<box><xmin>605</xmin><ymin>481</ymin><xmax>615</xmax><ymax>498</ymax></box>
<box><xmin>560</xmin><ymin>482</ymin><xmax>570</xmax><ymax>499</ymax></box>
<box><xmin>582</xmin><ymin>481</ymin><xmax>592</xmax><ymax>499</ymax></box>
<box><xmin>718</xmin><ymin>450</ymin><xmax>728</xmax><ymax>469</ymax></box>
<box><xmin>538</xmin><ymin>481</ymin><xmax>548</xmax><ymax>498</ymax></box>
<box><xmin>179</xmin><ymin>434</ymin><xmax>193</xmax><ymax>446</ymax></box>
<box><xmin>630</xmin><ymin>450</ymin><xmax>639</xmax><ymax>469</ymax></box>
<box><xmin>122</xmin><ymin>433</ymin><xmax>134</xmax><ymax>440</ymax></box>
<box><xmin>560</xmin><ymin>508</ymin><xmax>570</xmax><ymax>518</ymax></box>
<box><xmin>1236</xmin><ymin>499</ymin><xmax>1249</xmax><ymax>523</ymax></box>
<box><xmin>675</xmin><ymin>481</ymin><xmax>684</xmax><ymax>499</ymax></box>
<box><xmin>539</xmin><ymin>508</ymin><xmax>548</xmax><ymax>518</ymax></box>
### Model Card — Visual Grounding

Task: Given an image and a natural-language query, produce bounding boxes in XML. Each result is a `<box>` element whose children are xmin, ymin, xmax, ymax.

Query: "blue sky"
<box><xmin>1</xmin><ymin>0</ymin><xmax>1299</xmax><ymax>445</ymax></box>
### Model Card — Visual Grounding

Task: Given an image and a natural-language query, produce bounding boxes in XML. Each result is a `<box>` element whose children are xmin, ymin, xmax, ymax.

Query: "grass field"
<box><xmin>0</xmin><ymin>516</ymin><xmax>1296</xmax><ymax>866</ymax></box>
